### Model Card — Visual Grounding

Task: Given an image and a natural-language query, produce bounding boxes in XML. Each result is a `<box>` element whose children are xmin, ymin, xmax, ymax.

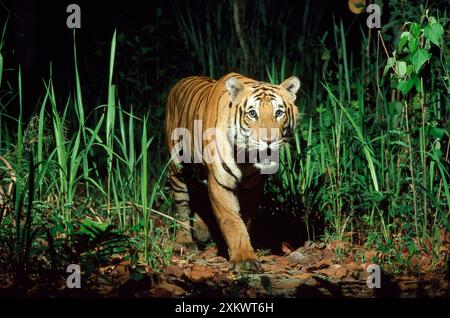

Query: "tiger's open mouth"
<box><xmin>254</xmin><ymin>160</ymin><xmax>278</xmax><ymax>174</ymax></box>
<box><xmin>253</xmin><ymin>149</ymin><xmax>279</xmax><ymax>174</ymax></box>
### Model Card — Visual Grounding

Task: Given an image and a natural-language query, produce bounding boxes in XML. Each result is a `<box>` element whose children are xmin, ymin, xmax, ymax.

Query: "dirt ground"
<box><xmin>151</xmin><ymin>241</ymin><xmax>450</xmax><ymax>298</ymax></box>
<box><xmin>3</xmin><ymin>239</ymin><xmax>447</xmax><ymax>298</ymax></box>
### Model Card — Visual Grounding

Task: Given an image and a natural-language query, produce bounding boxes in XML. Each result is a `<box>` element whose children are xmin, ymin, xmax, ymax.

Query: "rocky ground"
<box><xmin>1</xmin><ymin>239</ymin><xmax>449</xmax><ymax>298</ymax></box>
<box><xmin>153</xmin><ymin>241</ymin><xmax>450</xmax><ymax>298</ymax></box>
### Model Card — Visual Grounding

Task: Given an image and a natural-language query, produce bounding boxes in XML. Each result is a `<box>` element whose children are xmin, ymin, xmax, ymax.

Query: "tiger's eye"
<box><xmin>275</xmin><ymin>109</ymin><xmax>284</xmax><ymax>117</ymax></box>
<box><xmin>248</xmin><ymin>110</ymin><xmax>257</xmax><ymax>118</ymax></box>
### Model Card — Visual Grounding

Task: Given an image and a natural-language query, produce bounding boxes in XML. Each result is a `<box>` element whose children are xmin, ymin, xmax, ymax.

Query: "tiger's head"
<box><xmin>225</xmin><ymin>76</ymin><xmax>300</xmax><ymax>173</ymax></box>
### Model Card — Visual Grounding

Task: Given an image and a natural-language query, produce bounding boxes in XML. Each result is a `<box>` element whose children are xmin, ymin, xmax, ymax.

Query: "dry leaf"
<box><xmin>261</xmin><ymin>264</ymin><xmax>286</xmax><ymax>273</ymax></box>
<box><xmin>164</xmin><ymin>265</ymin><xmax>184</xmax><ymax>279</ymax></box>
<box><xmin>318</xmin><ymin>264</ymin><xmax>348</xmax><ymax>279</ymax></box>
<box><xmin>291</xmin><ymin>273</ymin><xmax>314</xmax><ymax>280</ymax></box>
<box><xmin>281</xmin><ymin>242</ymin><xmax>293</xmax><ymax>255</ymax></box>
<box><xmin>185</xmin><ymin>265</ymin><xmax>215</xmax><ymax>282</ymax></box>
<box><xmin>260</xmin><ymin>255</ymin><xmax>278</xmax><ymax>263</ymax></box>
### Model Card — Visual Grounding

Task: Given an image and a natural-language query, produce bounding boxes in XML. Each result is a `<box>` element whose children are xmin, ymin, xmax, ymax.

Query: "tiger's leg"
<box><xmin>208</xmin><ymin>171</ymin><xmax>261</xmax><ymax>272</ymax></box>
<box><xmin>192</xmin><ymin>213</ymin><xmax>211</xmax><ymax>243</ymax></box>
<box><xmin>238</xmin><ymin>175</ymin><xmax>265</xmax><ymax>232</ymax></box>
<box><xmin>168</xmin><ymin>164</ymin><xmax>195</xmax><ymax>248</ymax></box>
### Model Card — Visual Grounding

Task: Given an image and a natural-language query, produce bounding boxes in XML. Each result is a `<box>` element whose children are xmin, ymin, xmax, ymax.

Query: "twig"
<box><xmin>232</xmin><ymin>0</ymin><xmax>249</xmax><ymax>70</ymax></box>
<box><xmin>107</xmin><ymin>202</ymin><xmax>194</xmax><ymax>230</ymax></box>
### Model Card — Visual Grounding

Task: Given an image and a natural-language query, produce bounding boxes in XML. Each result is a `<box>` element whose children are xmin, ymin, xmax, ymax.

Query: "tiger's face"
<box><xmin>226</xmin><ymin>76</ymin><xmax>300</xmax><ymax>173</ymax></box>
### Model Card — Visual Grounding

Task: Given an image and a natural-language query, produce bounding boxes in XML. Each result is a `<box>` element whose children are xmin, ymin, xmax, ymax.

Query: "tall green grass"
<box><xmin>0</xmin><ymin>29</ymin><xmax>175</xmax><ymax>282</ymax></box>
<box><xmin>0</xmin><ymin>1</ymin><xmax>448</xmax><ymax>280</ymax></box>
<box><xmin>264</xmin><ymin>10</ymin><xmax>449</xmax><ymax>270</ymax></box>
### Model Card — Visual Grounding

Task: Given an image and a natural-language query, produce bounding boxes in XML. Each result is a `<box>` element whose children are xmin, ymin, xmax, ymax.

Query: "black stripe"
<box><xmin>170</xmin><ymin>178</ymin><xmax>186</xmax><ymax>191</ymax></box>
<box><xmin>254</xmin><ymin>91</ymin><xmax>266</xmax><ymax>99</ymax></box>
<box><xmin>213</xmin><ymin>173</ymin><xmax>236</xmax><ymax>193</ymax></box>
<box><xmin>234</xmin><ymin>100</ymin><xmax>240</xmax><ymax>129</ymax></box>
<box><xmin>222</xmin><ymin>162</ymin><xmax>239</xmax><ymax>182</ymax></box>
<box><xmin>174</xmin><ymin>199</ymin><xmax>189</xmax><ymax>205</ymax></box>
<box><xmin>172</xmin><ymin>188</ymin><xmax>188</xmax><ymax>194</ymax></box>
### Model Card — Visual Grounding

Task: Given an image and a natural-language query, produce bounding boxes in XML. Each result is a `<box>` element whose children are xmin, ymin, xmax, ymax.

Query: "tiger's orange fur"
<box><xmin>165</xmin><ymin>73</ymin><xmax>300</xmax><ymax>270</ymax></box>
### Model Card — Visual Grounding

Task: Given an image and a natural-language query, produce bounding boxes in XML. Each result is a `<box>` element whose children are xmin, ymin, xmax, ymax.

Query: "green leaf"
<box><xmin>80</xmin><ymin>219</ymin><xmax>113</xmax><ymax>238</ymax></box>
<box><xmin>410</xmin><ymin>23</ymin><xmax>421</xmax><ymax>37</ymax></box>
<box><xmin>406</xmin><ymin>64</ymin><xmax>413</xmax><ymax>76</ymax></box>
<box><xmin>383</xmin><ymin>57</ymin><xmax>395</xmax><ymax>77</ymax></box>
<box><xmin>397</xmin><ymin>79</ymin><xmax>415</xmax><ymax>95</ymax></box>
<box><xmin>424</xmin><ymin>23</ymin><xmax>444</xmax><ymax>47</ymax></box>
<box><xmin>428</xmin><ymin>16</ymin><xmax>437</xmax><ymax>25</ymax></box>
<box><xmin>411</xmin><ymin>94</ymin><xmax>422</xmax><ymax>110</ymax></box>
<box><xmin>414</xmin><ymin>76</ymin><xmax>422</xmax><ymax>91</ymax></box>
<box><xmin>410</xmin><ymin>49</ymin><xmax>431</xmax><ymax>73</ymax></box>
<box><xmin>408</xmin><ymin>37</ymin><xmax>419</xmax><ymax>52</ymax></box>
<box><xmin>395</xmin><ymin>61</ymin><xmax>407</xmax><ymax>78</ymax></box>
<box><xmin>430</xmin><ymin>127</ymin><xmax>445</xmax><ymax>139</ymax></box>
<box><xmin>398</xmin><ymin>31</ymin><xmax>410</xmax><ymax>51</ymax></box>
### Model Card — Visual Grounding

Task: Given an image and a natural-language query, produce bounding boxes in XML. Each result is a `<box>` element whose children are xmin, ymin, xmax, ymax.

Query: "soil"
<box><xmin>2</xmin><ymin>240</ymin><xmax>448</xmax><ymax>298</ymax></box>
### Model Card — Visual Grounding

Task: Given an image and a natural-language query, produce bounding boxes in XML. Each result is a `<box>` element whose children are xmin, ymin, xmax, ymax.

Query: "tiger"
<box><xmin>165</xmin><ymin>72</ymin><xmax>300</xmax><ymax>271</ymax></box>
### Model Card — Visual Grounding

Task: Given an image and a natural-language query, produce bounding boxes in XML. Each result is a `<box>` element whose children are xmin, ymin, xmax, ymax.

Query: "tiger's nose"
<box><xmin>259</xmin><ymin>128</ymin><xmax>279</xmax><ymax>146</ymax></box>
<box><xmin>261</xmin><ymin>137</ymin><xmax>276</xmax><ymax>145</ymax></box>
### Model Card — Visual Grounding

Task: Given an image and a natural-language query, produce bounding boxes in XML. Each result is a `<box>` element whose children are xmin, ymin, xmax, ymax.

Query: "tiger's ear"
<box><xmin>280</xmin><ymin>76</ymin><xmax>301</xmax><ymax>101</ymax></box>
<box><xmin>226</xmin><ymin>77</ymin><xmax>245</xmax><ymax>102</ymax></box>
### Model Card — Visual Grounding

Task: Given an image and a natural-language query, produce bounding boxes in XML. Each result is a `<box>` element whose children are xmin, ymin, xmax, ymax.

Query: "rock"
<box><xmin>304</xmin><ymin>278</ymin><xmax>318</xmax><ymax>287</ymax></box>
<box><xmin>153</xmin><ymin>281</ymin><xmax>186</xmax><ymax>297</ymax></box>
<box><xmin>164</xmin><ymin>265</ymin><xmax>184</xmax><ymax>279</ymax></box>
<box><xmin>286</xmin><ymin>251</ymin><xmax>310</xmax><ymax>264</ymax></box>
<box><xmin>273</xmin><ymin>278</ymin><xmax>303</xmax><ymax>290</ymax></box>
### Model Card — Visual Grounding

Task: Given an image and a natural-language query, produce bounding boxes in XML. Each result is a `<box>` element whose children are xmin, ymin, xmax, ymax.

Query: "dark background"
<box><xmin>3</xmin><ymin>0</ymin><xmax>369</xmax><ymax>118</ymax></box>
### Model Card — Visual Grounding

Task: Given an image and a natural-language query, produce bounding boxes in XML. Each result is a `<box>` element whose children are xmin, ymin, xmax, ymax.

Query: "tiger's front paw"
<box><xmin>193</xmin><ymin>214</ymin><xmax>211</xmax><ymax>243</ymax></box>
<box><xmin>231</xmin><ymin>259</ymin><xmax>262</xmax><ymax>272</ymax></box>
<box><xmin>230</xmin><ymin>251</ymin><xmax>262</xmax><ymax>272</ymax></box>
<box><xmin>173</xmin><ymin>229</ymin><xmax>197</xmax><ymax>252</ymax></box>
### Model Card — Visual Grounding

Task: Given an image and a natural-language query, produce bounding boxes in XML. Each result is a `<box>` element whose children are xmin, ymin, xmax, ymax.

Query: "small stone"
<box><xmin>273</xmin><ymin>278</ymin><xmax>303</xmax><ymax>289</ymax></box>
<box><xmin>286</xmin><ymin>251</ymin><xmax>310</xmax><ymax>264</ymax></box>
<box><xmin>304</xmin><ymin>278</ymin><xmax>318</xmax><ymax>287</ymax></box>
<box><xmin>153</xmin><ymin>282</ymin><xmax>186</xmax><ymax>297</ymax></box>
